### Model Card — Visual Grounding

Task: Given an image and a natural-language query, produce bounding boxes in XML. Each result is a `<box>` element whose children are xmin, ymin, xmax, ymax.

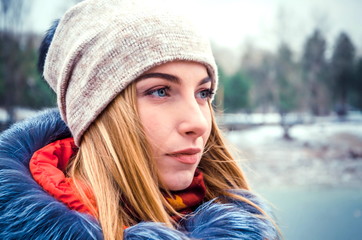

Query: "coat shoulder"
<box><xmin>0</xmin><ymin>109</ymin><xmax>103</xmax><ymax>239</ymax></box>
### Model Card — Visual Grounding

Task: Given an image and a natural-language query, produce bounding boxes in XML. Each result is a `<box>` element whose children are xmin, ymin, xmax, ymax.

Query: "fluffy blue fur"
<box><xmin>183</xmin><ymin>192</ymin><xmax>279</xmax><ymax>240</ymax></box>
<box><xmin>125</xmin><ymin>222</ymin><xmax>189</xmax><ymax>240</ymax></box>
<box><xmin>0</xmin><ymin>109</ymin><xmax>280</xmax><ymax>239</ymax></box>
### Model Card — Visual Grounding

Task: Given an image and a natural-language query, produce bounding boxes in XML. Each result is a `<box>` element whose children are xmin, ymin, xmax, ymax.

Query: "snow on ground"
<box><xmin>225</xmin><ymin>119</ymin><xmax>362</xmax><ymax>189</ymax></box>
<box><xmin>0</xmin><ymin>107</ymin><xmax>41</xmax><ymax>123</ymax></box>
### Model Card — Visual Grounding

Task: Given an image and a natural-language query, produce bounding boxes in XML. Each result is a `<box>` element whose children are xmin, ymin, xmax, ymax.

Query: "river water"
<box><xmin>257</xmin><ymin>187</ymin><xmax>362</xmax><ymax>240</ymax></box>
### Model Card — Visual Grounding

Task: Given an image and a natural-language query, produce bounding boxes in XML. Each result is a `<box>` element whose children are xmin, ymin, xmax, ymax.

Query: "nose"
<box><xmin>177</xmin><ymin>98</ymin><xmax>210</xmax><ymax>138</ymax></box>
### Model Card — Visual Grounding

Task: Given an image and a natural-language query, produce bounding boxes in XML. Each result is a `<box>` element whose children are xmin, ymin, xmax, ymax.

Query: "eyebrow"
<box><xmin>136</xmin><ymin>72</ymin><xmax>212</xmax><ymax>86</ymax></box>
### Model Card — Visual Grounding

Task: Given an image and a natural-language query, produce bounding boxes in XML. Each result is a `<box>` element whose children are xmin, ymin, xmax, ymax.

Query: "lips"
<box><xmin>166</xmin><ymin>148</ymin><xmax>201</xmax><ymax>164</ymax></box>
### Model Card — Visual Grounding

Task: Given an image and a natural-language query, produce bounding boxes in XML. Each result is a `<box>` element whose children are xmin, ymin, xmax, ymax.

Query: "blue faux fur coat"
<box><xmin>0</xmin><ymin>109</ymin><xmax>280</xmax><ymax>239</ymax></box>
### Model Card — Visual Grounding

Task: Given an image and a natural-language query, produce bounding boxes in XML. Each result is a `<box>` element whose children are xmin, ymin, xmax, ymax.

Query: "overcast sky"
<box><xmin>29</xmin><ymin>0</ymin><xmax>362</xmax><ymax>56</ymax></box>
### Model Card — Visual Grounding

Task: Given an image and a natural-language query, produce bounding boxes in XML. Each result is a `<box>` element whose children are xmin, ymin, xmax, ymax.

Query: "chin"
<box><xmin>162</xmin><ymin>171</ymin><xmax>194</xmax><ymax>191</ymax></box>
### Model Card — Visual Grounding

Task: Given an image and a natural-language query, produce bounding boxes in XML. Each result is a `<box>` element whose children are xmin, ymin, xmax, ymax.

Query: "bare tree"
<box><xmin>302</xmin><ymin>29</ymin><xmax>330</xmax><ymax>116</ymax></box>
<box><xmin>242</xmin><ymin>48</ymin><xmax>278</xmax><ymax>114</ymax></box>
<box><xmin>274</xmin><ymin>6</ymin><xmax>302</xmax><ymax>139</ymax></box>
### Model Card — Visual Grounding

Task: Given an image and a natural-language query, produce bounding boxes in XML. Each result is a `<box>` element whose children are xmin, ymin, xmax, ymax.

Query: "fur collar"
<box><xmin>0</xmin><ymin>109</ymin><xmax>279</xmax><ymax>239</ymax></box>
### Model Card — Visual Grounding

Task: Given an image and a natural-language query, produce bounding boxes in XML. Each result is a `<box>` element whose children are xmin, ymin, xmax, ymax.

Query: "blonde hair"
<box><xmin>68</xmin><ymin>82</ymin><xmax>258</xmax><ymax>240</ymax></box>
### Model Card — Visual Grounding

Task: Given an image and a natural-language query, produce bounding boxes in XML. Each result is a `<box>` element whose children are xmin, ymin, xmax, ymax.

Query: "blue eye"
<box><xmin>146</xmin><ymin>87</ymin><xmax>170</xmax><ymax>97</ymax></box>
<box><xmin>197</xmin><ymin>89</ymin><xmax>214</xmax><ymax>99</ymax></box>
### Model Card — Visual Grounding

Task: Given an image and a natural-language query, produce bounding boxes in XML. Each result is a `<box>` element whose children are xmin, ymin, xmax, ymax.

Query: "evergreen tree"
<box><xmin>352</xmin><ymin>57</ymin><xmax>362</xmax><ymax>110</ymax></box>
<box><xmin>20</xmin><ymin>37</ymin><xmax>56</xmax><ymax>109</ymax></box>
<box><xmin>0</xmin><ymin>0</ymin><xmax>55</xmax><ymax>130</ymax></box>
<box><xmin>0</xmin><ymin>0</ymin><xmax>31</xmax><ymax>124</ymax></box>
<box><xmin>223</xmin><ymin>71</ymin><xmax>250</xmax><ymax>113</ymax></box>
<box><xmin>331</xmin><ymin>32</ymin><xmax>355</xmax><ymax>117</ymax></box>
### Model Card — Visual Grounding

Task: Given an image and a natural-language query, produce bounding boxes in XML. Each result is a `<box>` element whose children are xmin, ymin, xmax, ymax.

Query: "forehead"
<box><xmin>136</xmin><ymin>61</ymin><xmax>212</xmax><ymax>87</ymax></box>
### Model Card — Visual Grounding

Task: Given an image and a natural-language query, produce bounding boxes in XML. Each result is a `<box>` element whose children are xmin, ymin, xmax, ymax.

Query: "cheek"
<box><xmin>202</xmin><ymin>106</ymin><xmax>213</xmax><ymax>142</ymax></box>
<box><xmin>138</xmin><ymin>105</ymin><xmax>171</xmax><ymax>147</ymax></box>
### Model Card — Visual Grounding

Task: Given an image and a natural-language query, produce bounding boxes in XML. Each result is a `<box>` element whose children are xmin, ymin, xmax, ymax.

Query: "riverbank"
<box><xmin>226</xmin><ymin>120</ymin><xmax>362</xmax><ymax>189</ymax></box>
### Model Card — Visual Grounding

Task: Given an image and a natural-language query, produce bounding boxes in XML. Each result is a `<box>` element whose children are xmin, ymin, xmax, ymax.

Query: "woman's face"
<box><xmin>136</xmin><ymin>61</ymin><xmax>213</xmax><ymax>191</ymax></box>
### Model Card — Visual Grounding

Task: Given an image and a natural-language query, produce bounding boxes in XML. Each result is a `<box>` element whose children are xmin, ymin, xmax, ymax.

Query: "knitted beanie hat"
<box><xmin>43</xmin><ymin>0</ymin><xmax>218</xmax><ymax>146</ymax></box>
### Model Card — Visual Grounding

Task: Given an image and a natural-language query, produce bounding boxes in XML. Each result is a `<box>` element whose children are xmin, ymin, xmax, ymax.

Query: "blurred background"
<box><xmin>1</xmin><ymin>0</ymin><xmax>361</xmax><ymax>239</ymax></box>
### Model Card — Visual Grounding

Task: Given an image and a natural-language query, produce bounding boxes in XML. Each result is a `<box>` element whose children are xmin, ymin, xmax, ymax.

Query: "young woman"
<box><xmin>0</xmin><ymin>0</ymin><xmax>280</xmax><ymax>239</ymax></box>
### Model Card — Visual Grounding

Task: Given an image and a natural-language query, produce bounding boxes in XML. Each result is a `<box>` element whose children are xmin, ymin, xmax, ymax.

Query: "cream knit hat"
<box><xmin>43</xmin><ymin>0</ymin><xmax>218</xmax><ymax>146</ymax></box>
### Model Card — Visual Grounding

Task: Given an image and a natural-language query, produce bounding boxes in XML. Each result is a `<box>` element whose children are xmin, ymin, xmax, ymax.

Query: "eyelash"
<box><xmin>197</xmin><ymin>89</ymin><xmax>215</xmax><ymax>99</ymax></box>
<box><xmin>145</xmin><ymin>86</ymin><xmax>171</xmax><ymax>97</ymax></box>
<box><xmin>145</xmin><ymin>87</ymin><xmax>215</xmax><ymax>99</ymax></box>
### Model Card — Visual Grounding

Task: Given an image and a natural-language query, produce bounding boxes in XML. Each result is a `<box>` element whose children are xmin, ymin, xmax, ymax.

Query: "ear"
<box><xmin>37</xmin><ymin>19</ymin><xmax>60</xmax><ymax>75</ymax></box>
